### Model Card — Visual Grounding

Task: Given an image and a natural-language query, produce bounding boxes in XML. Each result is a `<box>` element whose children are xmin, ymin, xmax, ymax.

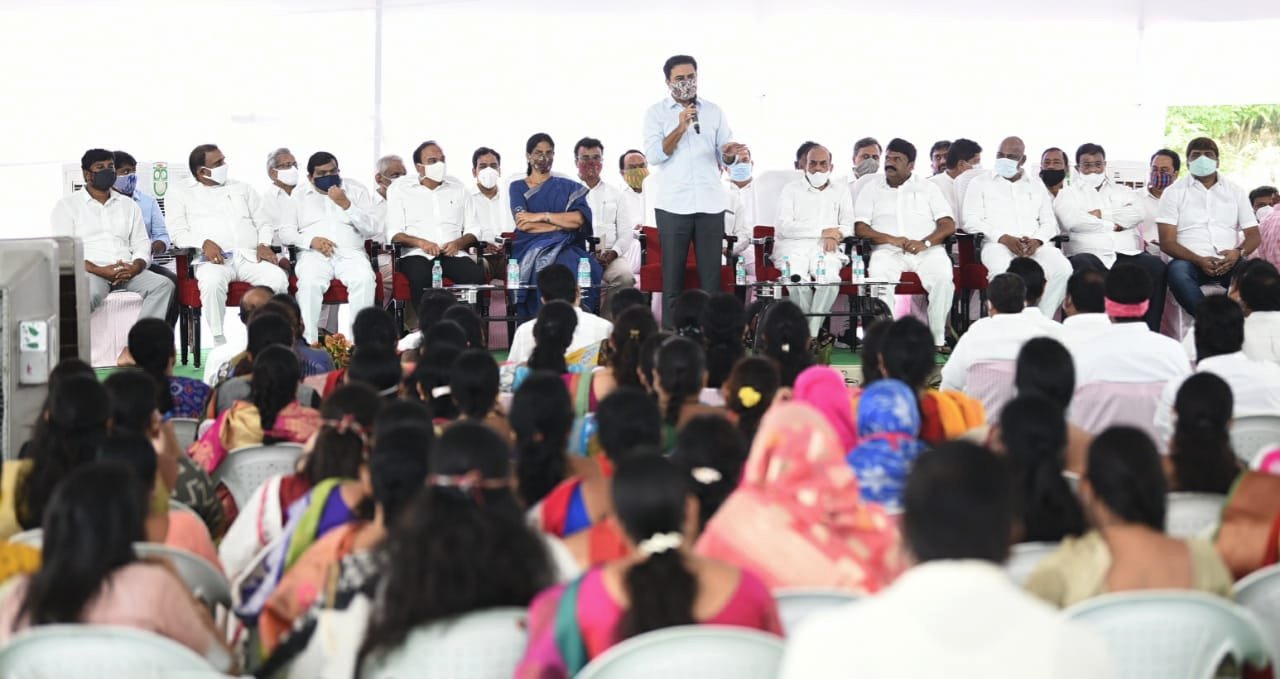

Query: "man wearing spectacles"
<box><xmin>1052</xmin><ymin>143</ymin><xmax>1167</xmax><ymax>332</ymax></box>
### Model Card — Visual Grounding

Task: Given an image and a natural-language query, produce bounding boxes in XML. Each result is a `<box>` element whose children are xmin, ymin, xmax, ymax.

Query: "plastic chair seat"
<box><xmin>964</xmin><ymin>359</ymin><xmax>1017</xmax><ymax>420</ymax></box>
<box><xmin>773</xmin><ymin>588</ymin><xmax>859</xmax><ymax>634</ymax></box>
<box><xmin>576</xmin><ymin>624</ymin><xmax>785</xmax><ymax>679</ymax></box>
<box><xmin>1005</xmin><ymin>541</ymin><xmax>1060</xmax><ymax>585</ymax></box>
<box><xmin>0</xmin><ymin>625</ymin><xmax>224</xmax><ymax>677</ymax></box>
<box><xmin>134</xmin><ymin>542</ymin><xmax>232</xmax><ymax>611</ymax></box>
<box><xmin>1234</xmin><ymin>563</ymin><xmax>1280</xmax><ymax>659</ymax></box>
<box><xmin>1232</xmin><ymin>415</ymin><xmax>1280</xmax><ymax>466</ymax></box>
<box><xmin>1164</xmin><ymin>492</ymin><xmax>1226</xmax><ymax>539</ymax></box>
<box><xmin>211</xmin><ymin>444</ymin><xmax>304</xmax><ymax>510</ymax></box>
<box><xmin>361</xmin><ymin>607</ymin><xmax>527</xmax><ymax>679</ymax></box>
<box><xmin>1065</xmin><ymin>591</ymin><xmax>1277</xmax><ymax>678</ymax></box>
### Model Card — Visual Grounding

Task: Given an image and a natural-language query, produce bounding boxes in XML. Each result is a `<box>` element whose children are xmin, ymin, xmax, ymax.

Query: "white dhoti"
<box><xmin>868</xmin><ymin>246</ymin><xmax>955</xmax><ymax>345</ymax></box>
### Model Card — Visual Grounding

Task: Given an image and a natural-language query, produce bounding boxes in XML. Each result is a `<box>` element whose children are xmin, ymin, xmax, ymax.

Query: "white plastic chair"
<box><xmin>168</xmin><ymin>498</ymin><xmax>201</xmax><ymax>519</ymax></box>
<box><xmin>361</xmin><ymin>607</ymin><xmax>527</xmax><ymax>679</ymax></box>
<box><xmin>964</xmin><ymin>359</ymin><xmax>1017</xmax><ymax>421</ymax></box>
<box><xmin>212</xmin><ymin>443</ymin><xmax>303</xmax><ymax>509</ymax></box>
<box><xmin>8</xmin><ymin>529</ymin><xmax>42</xmax><ymax>548</ymax></box>
<box><xmin>1232</xmin><ymin>415</ymin><xmax>1280</xmax><ymax>466</ymax></box>
<box><xmin>773</xmin><ymin>588</ymin><xmax>859</xmax><ymax>634</ymax></box>
<box><xmin>0</xmin><ymin>624</ymin><xmax>225</xmax><ymax>678</ymax></box>
<box><xmin>575</xmin><ymin>625</ymin><xmax>785</xmax><ymax>679</ymax></box>
<box><xmin>1005</xmin><ymin>541</ymin><xmax>1060</xmax><ymax>585</ymax></box>
<box><xmin>1234</xmin><ymin>563</ymin><xmax>1280</xmax><ymax>657</ymax></box>
<box><xmin>1164</xmin><ymin>492</ymin><xmax>1226</xmax><ymax>539</ymax></box>
<box><xmin>1065</xmin><ymin>590</ymin><xmax>1277</xmax><ymax>678</ymax></box>
<box><xmin>134</xmin><ymin>542</ymin><xmax>231</xmax><ymax>611</ymax></box>
<box><xmin>1070</xmin><ymin>382</ymin><xmax>1165</xmax><ymax>439</ymax></box>
<box><xmin>169</xmin><ymin>417</ymin><xmax>200</xmax><ymax>447</ymax></box>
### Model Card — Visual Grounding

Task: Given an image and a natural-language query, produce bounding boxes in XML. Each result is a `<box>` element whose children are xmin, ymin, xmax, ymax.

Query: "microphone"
<box><xmin>690</xmin><ymin>98</ymin><xmax>700</xmax><ymax>135</ymax></box>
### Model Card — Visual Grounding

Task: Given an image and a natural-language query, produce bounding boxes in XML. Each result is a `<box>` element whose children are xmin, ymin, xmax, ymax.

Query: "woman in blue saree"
<box><xmin>509</xmin><ymin>132</ymin><xmax>603</xmax><ymax>317</ymax></box>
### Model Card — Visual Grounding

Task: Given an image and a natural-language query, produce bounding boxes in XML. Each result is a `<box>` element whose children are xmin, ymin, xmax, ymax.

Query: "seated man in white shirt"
<box><xmin>854</xmin><ymin>138</ymin><xmax>956</xmax><ymax>351</ymax></box>
<box><xmin>370</xmin><ymin>154</ymin><xmax>406</xmax><ymax>303</ymax></box>
<box><xmin>1055</xmin><ymin>143</ymin><xmax>1168</xmax><ymax>332</ymax></box>
<box><xmin>1059</xmin><ymin>268</ymin><xmax>1111</xmax><ymax>351</ymax></box>
<box><xmin>928</xmin><ymin>140</ymin><xmax>950</xmax><ymax>176</ymax></box>
<box><xmin>847</xmin><ymin>137</ymin><xmax>882</xmax><ymax>205</ymax></box>
<box><xmin>1157</xmin><ymin>136</ymin><xmax>1260</xmax><ymax>315</ymax></box>
<box><xmin>929</xmin><ymin>138</ymin><xmax>982</xmax><ymax>217</ymax></box>
<box><xmin>940</xmin><ymin>273</ymin><xmax>1060</xmax><ymax>392</ymax></box>
<box><xmin>963</xmin><ymin>136</ymin><xmax>1071</xmax><ymax>318</ymax></box>
<box><xmin>1006</xmin><ymin>258</ymin><xmax>1065</xmax><ymax>334</ymax></box>
<box><xmin>1136</xmin><ymin>149</ymin><xmax>1180</xmax><ymax>257</ymax></box>
<box><xmin>780</xmin><ymin>441</ymin><xmax>1114</xmax><ymax>679</ymax></box>
<box><xmin>1155</xmin><ymin>294</ymin><xmax>1280</xmax><ymax>441</ymax></box>
<box><xmin>464</xmin><ymin>147</ymin><xmax>512</xmax><ymax>281</ymax></box>
<box><xmin>507</xmin><ymin>264</ymin><xmax>612</xmax><ymax>365</ymax></box>
<box><xmin>278</xmin><ymin>151</ymin><xmax>379</xmax><ymax>345</ymax></box>
<box><xmin>1072</xmin><ymin>263</ymin><xmax>1190</xmax><ymax>386</ymax></box>
<box><xmin>202</xmin><ymin>285</ymin><xmax>274</xmax><ymax>385</ymax></box>
<box><xmin>618</xmin><ymin>149</ymin><xmax>656</xmax><ymax>230</ymax></box>
<box><xmin>574</xmin><ymin>137</ymin><xmax>638</xmax><ymax>314</ymax></box>
<box><xmin>166</xmin><ymin>143</ymin><xmax>289</xmax><ymax>346</ymax></box>
<box><xmin>1238</xmin><ymin>261</ymin><xmax>1280</xmax><ymax>364</ymax></box>
<box><xmin>775</xmin><ymin>144</ymin><xmax>855</xmax><ymax>337</ymax></box>
<box><xmin>261</xmin><ymin>147</ymin><xmax>299</xmax><ymax>232</ymax></box>
<box><xmin>723</xmin><ymin>148</ymin><xmax>757</xmax><ymax>278</ymax></box>
<box><xmin>51</xmin><ymin>148</ymin><xmax>174</xmax><ymax>320</ymax></box>
<box><xmin>387</xmin><ymin>140</ymin><xmax>486</xmax><ymax>313</ymax></box>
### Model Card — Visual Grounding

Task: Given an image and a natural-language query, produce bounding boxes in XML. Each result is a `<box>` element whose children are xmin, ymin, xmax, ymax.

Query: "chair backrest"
<box><xmin>1232</xmin><ymin>415</ymin><xmax>1280</xmax><ymax>466</ymax></box>
<box><xmin>1069</xmin><ymin>381</ymin><xmax>1165</xmax><ymax>443</ymax></box>
<box><xmin>642</xmin><ymin>226</ymin><xmax>662</xmax><ymax>263</ymax></box>
<box><xmin>1065</xmin><ymin>590</ymin><xmax>1277</xmax><ymax>678</ymax></box>
<box><xmin>212</xmin><ymin>444</ymin><xmax>304</xmax><ymax>509</ymax></box>
<box><xmin>361</xmin><ymin>607</ymin><xmax>527</xmax><ymax>679</ymax></box>
<box><xmin>1005</xmin><ymin>541</ymin><xmax>1060</xmax><ymax>586</ymax></box>
<box><xmin>134</xmin><ymin>542</ymin><xmax>231</xmax><ymax>611</ymax></box>
<box><xmin>1164</xmin><ymin>492</ymin><xmax>1226</xmax><ymax>539</ymax></box>
<box><xmin>576</xmin><ymin>625</ymin><xmax>785</xmax><ymax>679</ymax></box>
<box><xmin>169</xmin><ymin>417</ymin><xmax>200</xmax><ymax>447</ymax></box>
<box><xmin>8</xmin><ymin>529</ymin><xmax>42</xmax><ymax>548</ymax></box>
<box><xmin>1235</xmin><ymin>563</ymin><xmax>1280</xmax><ymax>657</ymax></box>
<box><xmin>0</xmin><ymin>624</ymin><xmax>223</xmax><ymax>678</ymax></box>
<box><xmin>964</xmin><ymin>359</ymin><xmax>1017</xmax><ymax>421</ymax></box>
<box><xmin>773</xmin><ymin>588</ymin><xmax>860</xmax><ymax>634</ymax></box>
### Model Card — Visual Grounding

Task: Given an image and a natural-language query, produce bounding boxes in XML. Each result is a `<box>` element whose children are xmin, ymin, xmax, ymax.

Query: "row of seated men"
<box><xmin>53</xmin><ymin>133</ymin><xmax>1266</xmax><ymax>357</ymax></box>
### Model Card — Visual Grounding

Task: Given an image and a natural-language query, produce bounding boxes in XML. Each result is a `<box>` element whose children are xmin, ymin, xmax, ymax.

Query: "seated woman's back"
<box><xmin>1025</xmin><ymin>427</ymin><xmax>1233</xmax><ymax>608</ymax></box>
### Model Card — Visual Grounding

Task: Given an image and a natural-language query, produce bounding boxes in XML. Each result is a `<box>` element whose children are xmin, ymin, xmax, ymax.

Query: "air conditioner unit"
<box><xmin>61</xmin><ymin>161</ymin><xmax>190</xmax><ymax>214</ymax></box>
<box><xmin>0</xmin><ymin>238</ymin><xmax>86</xmax><ymax>459</ymax></box>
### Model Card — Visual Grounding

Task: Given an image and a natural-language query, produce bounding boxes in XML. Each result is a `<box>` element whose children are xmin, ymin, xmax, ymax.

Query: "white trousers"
<box><xmin>772</xmin><ymin>241</ymin><xmax>846</xmax><ymax>336</ymax></box>
<box><xmin>868</xmin><ymin>246</ymin><xmax>955</xmax><ymax>345</ymax></box>
<box><xmin>981</xmin><ymin>242</ymin><xmax>1072</xmax><ymax>318</ymax></box>
<box><xmin>295</xmin><ymin>249</ymin><xmax>376</xmax><ymax>344</ymax></box>
<box><xmin>193</xmin><ymin>253</ymin><xmax>288</xmax><ymax>337</ymax></box>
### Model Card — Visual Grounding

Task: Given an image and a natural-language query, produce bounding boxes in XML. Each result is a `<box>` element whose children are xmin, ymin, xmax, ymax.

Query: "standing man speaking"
<box><xmin>644</xmin><ymin>54</ymin><xmax>748</xmax><ymax>326</ymax></box>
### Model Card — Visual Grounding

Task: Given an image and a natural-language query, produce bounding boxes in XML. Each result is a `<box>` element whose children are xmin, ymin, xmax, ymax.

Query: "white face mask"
<box><xmin>1259</xmin><ymin>205</ymin><xmax>1275</xmax><ymax>222</ymax></box>
<box><xmin>477</xmin><ymin>166</ymin><xmax>500</xmax><ymax>190</ymax></box>
<box><xmin>421</xmin><ymin>161</ymin><xmax>446</xmax><ymax>183</ymax></box>
<box><xmin>994</xmin><ymin>157</ymin><xmax>1020</xmax><ymax>179</ymax></box>
<box><xmin>275</xmin><ymin>167</ymin><xmax>299</xmax><ymax>186</ymax></box>
<box><xmin>204</xmin><ymin>164</ymin><xmax>229</xmax><ymax>185</ymax></box>
<box><xmin>806</xmin><ymin>171</ymin><xmax>830</xmax><ymax>188</ymax></box>
<box><xmin>1077</xmin><ymin>171</ymin><xmax>1105</xmax><ymax>189</ymax></box>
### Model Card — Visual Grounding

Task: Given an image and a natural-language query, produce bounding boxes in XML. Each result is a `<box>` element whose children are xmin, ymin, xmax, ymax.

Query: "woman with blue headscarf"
<box><xmin>846</xmin><ymin>379</ymin><xmax>927</xmax><ymax>513</ymax></box>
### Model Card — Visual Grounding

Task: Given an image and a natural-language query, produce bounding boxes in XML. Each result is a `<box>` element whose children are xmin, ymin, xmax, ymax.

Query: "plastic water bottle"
<box><xmin>734</xmin><ymin>258</ymin><xmax>746</xmax><ymax>286</ymax></box>
<box><xmin>431</xmin><ymin>258</ymin><xmax>443</xmax><ymax>288</ymax></box>
<box><xmin>853</xmin><ymin>255</ymin><xmax>865</xmax><ymax>283</ymax></box>
<box><xmin>815</xmin><ymin>254</ymin><xmax>826</xmax><ymax>282</ymax></box>
<box><xmin>577</xmin><ymin>257</ymin><xmax>591</xmax><ymax>289</ymax></box>
<box><xmin>782</xmin><ymin>255</ymin><xmax>792</xmax><ymax>280</ymax></box>
<box><xmin>506</xmin><ymin>258</ymin><xmax>520</xmax><ymax>288</ymax></box>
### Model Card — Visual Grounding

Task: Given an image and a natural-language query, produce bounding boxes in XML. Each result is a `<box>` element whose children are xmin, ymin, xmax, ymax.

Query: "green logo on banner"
<box><xmin>153</xmin><ymin>162</ymin><xmax>169</xmax><ymax>198</ymax></box>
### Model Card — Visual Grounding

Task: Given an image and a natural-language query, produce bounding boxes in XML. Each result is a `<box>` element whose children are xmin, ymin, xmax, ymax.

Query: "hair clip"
<box><xmin>629</xmin><ymin>328</ymin><xmax>641</xmax><ymax>339</ymax></box>
<box><xmin>431</xmin><ymin>385</ymin><xmax>452</xmax><ymax>399</ymax></box>
<box><xmin>691</xmin><ymin>467</ymin><xmax>723</xmax><ymax>485</ymax></box>
<box><xmin>323</xmin><ymin>415</ymin><xmax>370</xmax><ymax>453</ymax></box>
<box><xmin>637</xmin><ymin>531</ymin><xmax>683</xmax><ymax>556</ymax></box>
<box><xmin>737</xmin><ymin>386</ymin><xmax>762</xmax><ymax>408</ymax></box>
<box><xmin>427</xmin><ymin>471</ymin><xmax>513</xmax><ymax>504</ymax></box>
<box><xmin>781</xmin><ymin>343</ymin><xmax>791</xmax><ymax>353</ymax></box>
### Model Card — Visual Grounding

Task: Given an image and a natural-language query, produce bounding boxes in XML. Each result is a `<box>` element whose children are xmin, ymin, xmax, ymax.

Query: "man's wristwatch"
<box><xmin>922</xmin><ymin>239</ymin><xmax>932</xmax><ymax>249</ymax></box>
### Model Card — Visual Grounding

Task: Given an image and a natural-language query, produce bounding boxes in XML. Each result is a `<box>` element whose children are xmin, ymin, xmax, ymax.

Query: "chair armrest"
<box><xmin>723</xmin><ymin>234</ymin><xmax>738</xmax><ymax>259</ymax></box>
<box><xmin>173</xmin><ymin>247</ymin><xmax>198</xmax><ymax>280</ymax></box>
<box><xmin>585</xmin><ymin>236</ymin><xmax>601</xmax><ymax>254</ymax></box>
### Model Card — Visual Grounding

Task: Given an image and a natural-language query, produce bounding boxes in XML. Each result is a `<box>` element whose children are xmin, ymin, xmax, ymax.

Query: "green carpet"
<box><xmin>96</xmin><ymin>351</ymin><xmax>209</xmax><ymax>382</ymax></box>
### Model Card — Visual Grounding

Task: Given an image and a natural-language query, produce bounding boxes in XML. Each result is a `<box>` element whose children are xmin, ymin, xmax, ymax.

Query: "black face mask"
<box><xmin>89</xmin><ymin>168</ymin><xmax>116</xmax><ymax>191</ymax></box>
<box><xmin>1039</xmin><ymin>168</ymin><xmax>1066</xmax><ymax>187</ymax></box>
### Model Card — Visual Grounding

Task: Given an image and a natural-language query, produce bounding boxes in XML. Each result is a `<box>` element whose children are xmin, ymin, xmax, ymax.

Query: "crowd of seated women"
<box><xmin>2</xmin><ymin>258</ymin><xmax>1280</xmax><ymax>677</ymax></box>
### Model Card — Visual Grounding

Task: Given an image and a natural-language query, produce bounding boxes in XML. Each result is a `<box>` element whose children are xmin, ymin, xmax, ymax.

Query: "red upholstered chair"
<box><xmin>637</xmin><ymin>226</ymin><xmax>737</xmax><ymax>296</ymax></box>
<box><xmin>175</xmin><ymin>251</ymin><xmax>268</xmax><ymax>368</ymax></box>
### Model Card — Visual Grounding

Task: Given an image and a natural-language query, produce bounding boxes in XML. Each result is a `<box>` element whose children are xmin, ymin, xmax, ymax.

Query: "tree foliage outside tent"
<box><xmin>1165</xmin><ymin>104</ymin><xmax>1280</xmax><ymax>190</ymax></box>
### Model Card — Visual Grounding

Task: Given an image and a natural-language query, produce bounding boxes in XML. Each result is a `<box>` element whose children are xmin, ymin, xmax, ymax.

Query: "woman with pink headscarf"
<box><xmin>792</xmin><ymin>366</ymin><xmax>858</xmax><ymax>450</ymax></box>
<box><xmin>695</xmin><ymin>402</ymin><xmax>903</xmax><ymax>593</ymax></box>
